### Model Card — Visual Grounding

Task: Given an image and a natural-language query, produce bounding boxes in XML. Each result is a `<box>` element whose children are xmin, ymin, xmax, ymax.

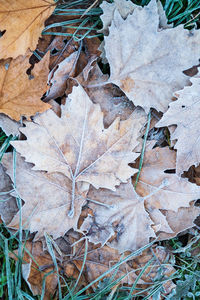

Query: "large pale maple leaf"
<box><xmin>103</xmin><ymin>0</ymin><xmax>200</xmax><ymax>113</ymax></box>
<box><xmin>0</xmin><ymin>51</ymin><xmax>51</xmax><ymax>121</ymax></box>
<box><xmin>157</xmin><ymin>77</ymin><xmax>200</xmax><ymax>175</ymax></box>
<box><xmin>9</xmin><ymin>85</ymin><xmax>145</xmax><ymax>220</ymax></box>
<box><xmin>81</xmin><ymin>144</ymin><xmax>200</xmax><ymax>252</ymax></box>
<box><xmin>0</xmin><ymin>0</ymin><xmax>55</xmax><ymax>59</ymax></box>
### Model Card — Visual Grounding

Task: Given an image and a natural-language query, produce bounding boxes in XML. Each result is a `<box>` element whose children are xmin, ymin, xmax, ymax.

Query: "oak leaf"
<box><xmin>0</xmin><ymin>0</ymin><xmax>55</xmax><ymax>59</ymax></box>
<box><xmin>157</xmin><ymin>77</ymin><xmax>200</xmax><ymax>175</ymax></box>
<box><xmin>11</xmin><ymin>85</ymin><xmax>145</xmax><ymax>196</ymax></box>
<box><xmin>81</xmin><ymin>144</ymin><xmax>200</xmax><ymax>252</ymax></box>
<box><xmin>103</xmin><ymin>0</ymin><xmax>200</xmax><ymax>113</ymax></box>
<box><xmin>0</xmin><ymin>51</ymin><xmax>51</xmax><ymax>121</ymax></box>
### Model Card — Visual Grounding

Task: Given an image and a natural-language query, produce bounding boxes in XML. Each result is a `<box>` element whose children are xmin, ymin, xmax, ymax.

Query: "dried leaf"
<box><xmin>194</xmin><ymin>165</ymin><xmax>200</xmax><ymax>186</ymax></box>
<box><xmin>130</xmin><ymin>246</ymin><xmax>176</xmax><ymax>296</ymax></box>
<box><xmin>34</xmin><ymin>13</ymin><xmax>100</xmax><ymax>71</ymax></box>
<box><xmin>12</xmin><ymin>236</ymin><xmax>176</xmax><ymax>298</ymax></box>
<box><xmin>78</xmin><ymin>63</ymin><xmax>135</xmax><ymax>127</ymax></box>
<box><xmin>158</xmin><ymin>203</ymin><xmax>200</xmax><ymax>240</ymax></box>
<box><xmin>45</xmin><ymin>51</ymin><xmax>78</xmax><ymax>101</ymax></box>
<box><xmin>1</xmin><ymin>86</ymin><xmax>145</xmax><ymax>237</ymax></box>
<box><xmin>0</xmin><ymin>114</ymin><xmax>20</xmax><ymax>136</ymax></box>
<box><xmin>48</xmin><ymin>99</ymin><xmax>61</xmax><ymax>117</ymax></box>
<box><xmin>0</xmin><ymin>0</ymin><xmax>55</xmax><ymax>59</ymax></box>
<box><xmin>0</xmin><ymin>164</ymin><xmax>18</xmax><ymax>224</ymax></box>
<box><xmin>135</xmin><ymin>144</ymin><xmax>200</xmax><ymax>233</ymax></box>
<box><xmin>2</xmin><ymin>153</ymin><xmax>88</xmax><ymax>239</ymax></box>
<box><xmin>157</xmin><ymin>0</ymin><xmax>173</xmax><ymax>29</ymax></box>
<box><xmin>81</xmin><ymin>180</ymin><xmax>155</xmax><ymax>252</ymax></box>
<box><xmin>62</xmin><ymin>235</ymin><xmax>144</xmax><ymax>289</ymax></box>
<box><xmin>11</xmin><ymin>241</ymin><xmax>58</xmax><ymax>299</ymax></box>
<box><xmin>81</xmin><ymin>144</ymin><xmax>200</xmax><ymax>251</ymax></box>
<box><xmin>0</xmin><ymin>51</ymin><xmax>51</xmax><ymax>121</ymax></box>
<box><xmin>11</xmin><ymin>85</ymin><xmax>145</xmax><ymax>192</ymax></box>
<box><xmin>104</xmin><ymin>0</ymin><xmax>200</xmax><ymax>113</ymax></box>
<box><xmin>62</xmin><ymin>237</ymin><xmax>175</xmax><ymax>296</ymax></box>
<box><xmin>157</xmin><ymin>77</ymin><xmax>200</xmax><ymax>175</ymax></box>
<box><xmin>99</xmin><ymin>0</ymin><xmax>136</xmax><ymax>34</ymax></box>
<box><xmin>68</xmin><ymin>243</ymin><xmax>144</xmax><ymax>288</ymax></box>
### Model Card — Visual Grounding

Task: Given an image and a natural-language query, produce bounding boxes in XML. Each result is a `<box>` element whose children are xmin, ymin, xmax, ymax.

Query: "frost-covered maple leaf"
<box><xmin>157</xmin><ymin>77</ymin><xmax>200</xmax><ymax>175</ymax></box>
<box><xmin>103</xmin><ymin>0</ymin><xmax>200</xmax><ymax>113</ymax></box>
<box><xmin>81</xmin><ymin>144</ymin><xmax>200</xmax><ymax>252</ymax></box>
<box><xmin>1</xmin><ymin>85</ymin><xmax>145</xmax><ymax>238</ymax></box>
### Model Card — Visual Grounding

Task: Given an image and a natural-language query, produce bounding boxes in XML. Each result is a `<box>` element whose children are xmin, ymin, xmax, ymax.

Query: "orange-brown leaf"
<box><xmin>0</xmin><ymin>0</ymin><xmax>55</xmax><ymax>59</ymax></box>
<box><xmin>11</xmin><ymin>241</ymin><xmax>58</xmax><ymax>299</ymax></box>
<box><xmin>0</xmin><ymin>51</ymin><xmax>51</xmax><ymax>121</ymax></box>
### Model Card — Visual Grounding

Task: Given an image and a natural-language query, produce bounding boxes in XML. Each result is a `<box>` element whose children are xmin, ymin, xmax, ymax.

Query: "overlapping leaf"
<box><xmin>11</xmin><ymin>85</ymin><xmax>145</xmax><ymax>192</ymax></box>
<box><xmin>99</xmin><ymin>0</ymin><xmax>136</xmax><ymax>34</ymax></box>
<box><xmin>0</xmin><ymin>114</ymin><xmax>20</xmax><ymax>136</ymax></box>
<box><xmin>103</xmin><ymin>0</ymin><xmax>200</xmax><ymax>112</ymax></box>
<box><xmin>10</xmin><ymin>241</ymin><xmax>58</xmax><ymax>298</ymax></box>
<box><xmin>45</xmin><ymin>51</ymin><xmax>78</xmax><ymax>101</ymax></box>
<box><xmin>157</xmin><ymin>77</ymin><xmax>200</xmax><ymax>175</ymax></box>
<box><xmin>135</xmin><ymin>144</ymin><xmax>200</xmax><ymax>235</ymax></box>
<box><xmin>13</xmin><ymin>234</ymin><xmax>176</xmax><ymax>298</ymax></box>
<box><xmin>2</xmin><ymin>153</ymin><xmax>88</xmax><ymax>239</ymax></box>
<box><xmin>78</xmin><ymin>62</ymin><xmax>134</xmax><ymax>127</ymax></box>
<box><xmin>81</xmin><ymin>180</ymin><xmax>155</xmax><ymax>252</ymax></box>
<box><xmin>81</xmin><ymin>144</ymin><xmax>200</xmax><ymax>252</ymax></box>
<box><xmin>0</xmin><ymin>0</ymin><xmax>55</xmax><ymax>59</ymax></box>
<box><xmin>0</xmin><ymin>51</ymin><xmax>51</xmax><ymax>121</ymax></box>
<box><xmin>1</xmin><ymin>85</ymin><xmax>145</xmax><ymax>237</ymax></box>
<box><xmin>0</xmin><ymin>164</ymin><xmax>18</xmax><ymax>224</ymax></box>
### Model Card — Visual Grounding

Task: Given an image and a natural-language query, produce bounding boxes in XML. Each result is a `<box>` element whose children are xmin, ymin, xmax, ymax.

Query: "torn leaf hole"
<box><xmin>41</xmin><ymin>92</ymin><xmax>47</xmax><ymax>101</ymax></box>
<box><xmin>164</xmin><ymin>169</ymin><xmax>176</xmax><ymax>174</ymax></box>
<box><xmin>29</xmin><ymin>74</ymin><xmax>34</xmax><ymax>80</ymax></box>
<box><xmin>0</xmin><ymin>29</ymin><xmax>6</xmax><ymax>37</ymax></box>
<box><xmin>51</xmin><ymin>48</ymin><xmax>59</xmax><ymax>55</ymax></box>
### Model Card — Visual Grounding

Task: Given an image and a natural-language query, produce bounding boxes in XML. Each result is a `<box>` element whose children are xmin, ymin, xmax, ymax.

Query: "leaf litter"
<box><xmin>0</xmin><ymin>0</ymin><xmax>200</xmax><ymax>298</ymax></box>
